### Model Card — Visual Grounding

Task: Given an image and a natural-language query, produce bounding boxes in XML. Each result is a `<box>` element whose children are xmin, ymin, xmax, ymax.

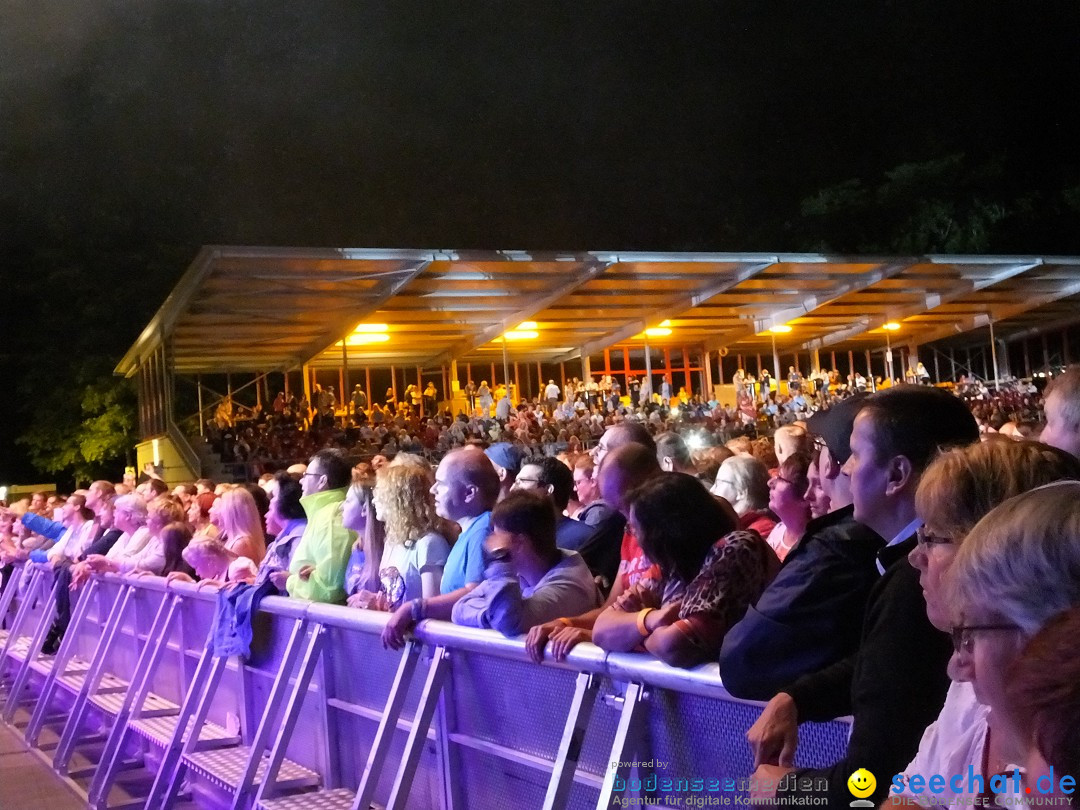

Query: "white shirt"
<box><xmin>893</xmin><ymin>681</ymin><xmax>1022</xmax><ymax>807</ymax></box>
<box><xmin>877</xmin><ymin>516</ymin><xmax>922</xmax><ymax>575</ymax></box>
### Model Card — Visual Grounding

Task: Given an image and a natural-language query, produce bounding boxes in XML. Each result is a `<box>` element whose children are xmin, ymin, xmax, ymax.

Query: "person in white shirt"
<box><xmin>85</xmin><ymin>497</ymin><xmax>185</xmax><ymax>577</ymax></box>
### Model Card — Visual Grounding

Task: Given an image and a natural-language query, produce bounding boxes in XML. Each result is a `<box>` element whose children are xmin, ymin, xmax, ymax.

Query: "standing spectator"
<box><xmin>764</xmin><ymin>452</ymin><xmax>813</xmax><ymax>562</ymax></box>
<box><xmin>511</xmin><ymin>457</ymin><xmax>596</xmax><ymax>553</ymax></box>
<box><xmin>370</xmin><ymin>463</ymin><xmax>449</xmax><ymax>605</ymax></box>
<box><xmin>593</xmin><ymin>474</ymin><xmax>778</xmax><ymax>667</ymax></box>
<box><xmin>285</xmin><ymin>449</ymin><xmax>357</xmax><ymax>603</ymax></box>
<box><xmin>711</xmin><ymin>456</ymin><xmax>776</xmax><ymax>538</ymax></box>
<box><xmin>452</xmin><ymin>490</ymin><xmax>600</xmax><ymax>635</ymax></box>
<box><xmin>1039</xmin><ymin>365</ymin><xmax>1080</xmax><ymax>459</ymax></box>
<box><xmin>544</xmin><ymin>379</ymin><xmax>560</xmax><ymax>414</ymax></box>
<box><xmin>380</xmin><ymin>447</ymin><xmax>500</xmax><ymax>649</ymax></box>
<box><xmin>351</xmin><ymin>384</ymin><xmax>368</xmax><ymax>419</ymax></box>
<box><xmin>748</xmin><ymin>385</ymin><xmax>979</xmax><ymax>808</ymax></box>
<box><xmin>208</xmin><ymin>488</ymin><xmax>267</xmax><ymax>565</ymax></box>
<box><xmin>423</xmin><ymin>381</ymin><xmax>437</xmax><ymax>415</ymax></box>
<box><xmin>477</xmin><ymin>380</ymin><xmax>493</xmax><ymax>416</ymax></box>
<box><xmin>464</xmin><ymin>379</ymin><xmax>477</xmax><ymax>414</ymax></box>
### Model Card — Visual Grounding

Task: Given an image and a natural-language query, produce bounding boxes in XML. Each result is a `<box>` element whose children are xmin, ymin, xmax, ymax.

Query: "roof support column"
<box><xmin>703</xmin><ymin>350</ymin><xmax>713</xmax><ymax>398</ymax></box>
<box><xmin>812</xmin><ymin>348</ymin><xmax>820</xmax><ymax>374</ymax></box>
<box><xmin>772</xmin><ymin>336</ymin><xmax>781</xmax><ymax>388</ymax></box>
<box><xmin>1023</xmin><ymin>340</ymin><xmax>1031</xmax><ymax>378</ymax></box>
<box><xmin>582</xmin><ymin>352</ymin><xmax>592</xmax><ymax>382</ymax></box>
<box><xmin>1042</xmin><ymin>334</ymin><xmax>1050</xmax><ymax>373</ymax></box>
<box><xmin>302</xmin><ymin>364</ymin><xmax>311</xmax><ymax>410</ymax></box>
<box><xmin>643</xmin><ymin>338</ymin><xmax>652</xmax><ymax>402</ymax></box>
<box><xmin>933</xmin><ymin>351</ymin><xmax>941</xmax><ymax>384</ymax></box>
<box><xmin>197</xmin><ymin>375</ymin><xmax>205</xmax><ymax>437</ymax></box>
<box><xmin>989</xmin><ymin>321</ymin><xmax>1000</xmax><ymax>389</ymax></box>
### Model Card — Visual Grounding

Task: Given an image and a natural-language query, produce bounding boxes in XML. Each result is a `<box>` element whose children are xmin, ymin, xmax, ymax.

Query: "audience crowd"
<box><xmin>2</xmin><ymin>369</ymin><xmax>1078</xmax><ymax>805</ymax></box>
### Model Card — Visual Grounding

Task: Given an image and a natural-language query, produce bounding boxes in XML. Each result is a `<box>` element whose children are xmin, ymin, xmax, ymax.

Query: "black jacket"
<box><xmin>779</xmin><ymin>537</ymin><xmax>953</xmax><ymax>808</ymax></box>
<box><xmin>719</xmin><ymin>505</ymin><xmax>884</xmax><ymax>700</ymax></box>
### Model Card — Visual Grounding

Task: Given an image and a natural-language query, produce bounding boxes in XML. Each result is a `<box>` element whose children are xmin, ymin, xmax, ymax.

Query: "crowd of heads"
<box><xmin>4</xmin><ymin>367</ymin><xmax>1080</xmax><ymax>799</ymax></box>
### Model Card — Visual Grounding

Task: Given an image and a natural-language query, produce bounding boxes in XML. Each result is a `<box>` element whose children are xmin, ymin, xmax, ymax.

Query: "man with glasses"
<box><xmin>747</xmin><ymin>386</ymin><xmax>979</xmax><ymax>808</ymax></box>
<box><xmin>284</xmin><ymin>449</ymin><xmax>356</xmax><ymax>603</ymax></box>
<box><xmin>720</xmin><ymin>394</ymin><xmax>884</xmax><ymax>700</ymax></box>
<box><xmin>511</xmin><ymin>457</ymin><xmax>598</xmax><ymax>560</ymax></box>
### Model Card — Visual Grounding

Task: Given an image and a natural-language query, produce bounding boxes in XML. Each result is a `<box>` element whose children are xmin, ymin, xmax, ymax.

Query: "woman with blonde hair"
<box><xmin>889</xmin><ymin>439</ymin><xmax>1080</xmax><ymax>807</ymax></box>
<box><xmin>371</xmin><ymin>462</ymin><xmax>449</xmax><ymax>607</ymax></box>
<box><xmin>208</xmin><ymin>487</ymin><xmax>266</xmax><ymax>565</ymax></box>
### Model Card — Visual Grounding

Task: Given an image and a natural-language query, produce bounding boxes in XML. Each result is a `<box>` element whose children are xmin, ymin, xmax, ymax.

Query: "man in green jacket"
<box><xmin>286</xmin><ymin>448</ymin><xmax>356</xmax><ymax>603</ymax></box>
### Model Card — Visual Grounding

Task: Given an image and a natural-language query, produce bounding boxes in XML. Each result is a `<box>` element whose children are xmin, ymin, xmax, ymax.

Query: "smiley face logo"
<box><xmin>847</xmin><ymin>768</ymin><xmax>876</xmax><ymax>799</ymax></box>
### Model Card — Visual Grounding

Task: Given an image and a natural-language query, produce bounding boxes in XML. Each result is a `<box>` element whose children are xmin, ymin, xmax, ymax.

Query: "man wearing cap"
<box><xmin>747</xmin><ymin>386</ymin><xmax>978</xmax><ymax>808</ymax></box>
<box><xmin>719</xmin><ymin>395</ymin><xmax>885</xmax><ymax>700</ymax></box>
<box><xmin>485</xmin><ymin>442</ymin><xmax>524</xmax><ymax>502</ymax></box>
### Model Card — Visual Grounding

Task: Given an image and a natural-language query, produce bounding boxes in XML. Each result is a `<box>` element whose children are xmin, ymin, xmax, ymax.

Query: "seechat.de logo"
<box><xmin>848</xmin><ymin>768</ymin><xmax>877</xmax><ymax>807</ymax></box>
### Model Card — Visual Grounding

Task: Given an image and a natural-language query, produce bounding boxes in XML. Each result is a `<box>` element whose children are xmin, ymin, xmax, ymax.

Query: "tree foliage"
<box><xmin>16</xmin><ymin>364</ymin><xmax>136</xmax><ymax>486</ymax></box>
<box><xmin>795</xmin><ymin>153</ymin><xmax>1076</xmax><ymax>255</ymax></box>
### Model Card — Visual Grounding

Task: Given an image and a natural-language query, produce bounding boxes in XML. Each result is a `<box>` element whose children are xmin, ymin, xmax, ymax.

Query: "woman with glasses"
<box><xmin>764</xmin><ymin>452</ymin><xmax>812</xmax><ymax>562</ymax></box>
<box><xmin>890</xmin><ymin>439</ymin><xmax>1080</xmax><ymax>807</ymax></box>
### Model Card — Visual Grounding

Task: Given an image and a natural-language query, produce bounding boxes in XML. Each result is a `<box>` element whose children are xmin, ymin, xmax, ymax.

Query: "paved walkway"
<box><xmin>0</xmin><ymin>723</ymin><xmax>85</xmax><ymax>809</ymax></box>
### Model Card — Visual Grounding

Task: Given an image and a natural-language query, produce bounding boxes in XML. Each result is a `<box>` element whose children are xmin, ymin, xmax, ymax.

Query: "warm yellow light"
<box><xmin>343</xmin><ymin>333</ymin><xmax>390</xmax><ymax>346</ymax></box>
<box><xmin>769</xmin><ymin>324</ymin><xmax>793</xmax><ymax>334</ymax></box>
<box><xmin>353</xmin><ymin>323</ymin><xmax>389</xmax><ymax>334</ymax></box>
<box><xmin>502</xmin><ymin>330</ymin><xmax>539</xmax><ymax>341</ymax></box>
<box><xmin>883</xmin><ymin>322</ymin><xmax>901</xmax><ymax>331</ymax></box>
<box><xmin>517</xmin><ymin>321</ymin><xmax>538</xmax><ymax>330</ymax></box>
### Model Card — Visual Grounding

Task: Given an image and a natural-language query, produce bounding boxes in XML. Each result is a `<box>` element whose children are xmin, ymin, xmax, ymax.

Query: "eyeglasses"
<box><xmin>514</xmin><ymin>477</ymin><xmax>544</xmax><ymax>487</ymax></box>
<box><xmin>773</xmin><ymin>475</ymin><xmax>798</xmax><ymax>487</ymax></box>
<box><xmin>950</xmin><ymin>623</ymin><xmax>1019</xmax><ymax>655</ymax></box>
<box><xmin>299</xmin><ymin>472</ymin><xmax>323</xmax><ymax>480</ymax></box>
<box><xmin>916</xmin><ymin>526</ymin><xmax>956</xmax><ymax>547</ymax></box>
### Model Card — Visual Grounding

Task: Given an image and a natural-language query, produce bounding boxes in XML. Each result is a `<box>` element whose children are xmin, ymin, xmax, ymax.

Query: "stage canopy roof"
<box><xmin>116</xmin><ymin>247</ymin><xmax>1080</xmax><ymax>377</ymax></box>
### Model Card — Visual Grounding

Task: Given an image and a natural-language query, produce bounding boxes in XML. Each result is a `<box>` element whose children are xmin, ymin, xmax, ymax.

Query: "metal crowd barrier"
<box><xmin>0</xmin><ymin>573</ymin><xmax>852</xmax><ymax>809</ymax></box>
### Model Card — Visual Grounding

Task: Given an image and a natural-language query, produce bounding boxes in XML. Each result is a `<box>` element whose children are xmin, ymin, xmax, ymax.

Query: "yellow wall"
<box><xmin>136</xmin><ymin>437</ymin><xmax>198</xmax><ymax>486</ymax></box>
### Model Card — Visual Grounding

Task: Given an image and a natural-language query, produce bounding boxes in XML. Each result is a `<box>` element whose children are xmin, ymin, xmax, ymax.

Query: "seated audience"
<box><xmin>452</xmin><ymin>490</ymin><xmax>600</xmax><ymax>636</ymax></box>
<box><xmin>592</xmin><ymin>473</ymin><xmax>778</xmax><ymax>667</ymax></box>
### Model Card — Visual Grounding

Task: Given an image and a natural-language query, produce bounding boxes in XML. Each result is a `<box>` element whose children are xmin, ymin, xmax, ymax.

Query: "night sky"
<box><xmin>2</xmin><ymin>2</ymin><xmax>1079</xmax><ymax>481</ymax></box>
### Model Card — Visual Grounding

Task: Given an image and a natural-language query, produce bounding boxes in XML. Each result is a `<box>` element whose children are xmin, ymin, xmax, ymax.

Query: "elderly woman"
<box><xmin>763</xmin><ymin>452</ymin><xmax>812</xmax><ymax>562</ymax></box>
<box><xmin>592</xmin><ymin>473</ymin><xmax>779</xmax><ymax>667</ymax></box>
<box><xmin>1004</xmin><ymin>606</ymin><xmax>1080</xmax><ymax>802</ymax></box>
<box><xmin>710</xmin><ymin>455</ymin><xmax>776</xmax><ymax>538</ymax></box>
<box><xmin>890</xmin><ymin>441</ymin><xmax>1080</xmax><ymax>808</ymax></box>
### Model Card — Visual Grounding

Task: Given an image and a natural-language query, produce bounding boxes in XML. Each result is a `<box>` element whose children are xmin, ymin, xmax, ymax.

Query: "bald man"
<box><xmin>591</xmin><ymin>421</ymin><xmax>656</xmax><ymax>469</ymax></box>
<box><xmin>382</xmin><ymin>447</ymin><xmax>501</xmax><ymax>649</ymax></box>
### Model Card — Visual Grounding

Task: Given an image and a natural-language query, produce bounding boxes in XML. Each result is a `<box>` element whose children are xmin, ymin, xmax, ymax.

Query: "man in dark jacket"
<box><xmin>748</xmin><ymin>386</ymin><xmax>979</xmax><ymax>808</ymax></box>
<box><xmin>720</xmin><ymin>395</ymin><xmax>884</xmax><ymax>699</ymax></box>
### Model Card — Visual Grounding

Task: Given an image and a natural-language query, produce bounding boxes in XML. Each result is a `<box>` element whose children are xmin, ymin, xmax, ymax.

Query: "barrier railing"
<box><xmin>1</xmin><ymin>573</ymin><xmax>852</xmax><ymax>809</ymax></box>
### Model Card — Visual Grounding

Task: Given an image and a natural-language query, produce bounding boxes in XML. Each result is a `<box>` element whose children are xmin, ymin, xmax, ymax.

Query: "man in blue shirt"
<box><xmin>382</xmin><ymin>446</ymin><xmax>500</xmax><ymax>649</ymax></box>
